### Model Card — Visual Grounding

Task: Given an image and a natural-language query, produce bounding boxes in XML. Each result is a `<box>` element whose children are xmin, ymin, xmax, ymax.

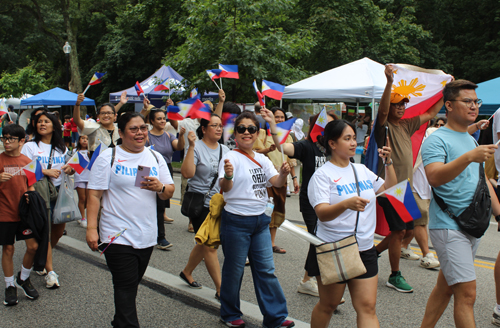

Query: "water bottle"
<box><xmin>265</xmin><ymin>197</ymin><xmax>275</xmax><ymax>216</ymax></box>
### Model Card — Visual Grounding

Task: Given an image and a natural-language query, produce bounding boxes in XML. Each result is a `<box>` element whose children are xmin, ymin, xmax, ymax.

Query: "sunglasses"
<box><xmin>235</xmin><ymin>125</ymin><xmax>259</xmax><ymax>134</ymax></box>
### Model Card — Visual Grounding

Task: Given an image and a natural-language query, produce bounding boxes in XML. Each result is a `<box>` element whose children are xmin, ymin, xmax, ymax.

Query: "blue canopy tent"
<box><xmin>109</xmin><ymin>65</ymin><xmax>218</xmax><ymax>108</ymax></box>
<box><xmin>20</xmin><ymin>87</ymin><xmax>95</xmax><ymax>106</ymax></box>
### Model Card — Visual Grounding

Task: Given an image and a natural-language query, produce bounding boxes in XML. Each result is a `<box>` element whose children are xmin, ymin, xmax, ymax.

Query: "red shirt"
<box><xmin>0</xmin><ymin>153</ymin><xmax>31</xmax><ymax>222</ymax></box>
<box><xmin>63</xmin><ymin>122</ymin><xmax>72</xmax><ymax>137</ymax></box>
<box><xmin>70</xmin><ymin>118</ymin><xmax>78</xmax><ymax>133</ymax></box>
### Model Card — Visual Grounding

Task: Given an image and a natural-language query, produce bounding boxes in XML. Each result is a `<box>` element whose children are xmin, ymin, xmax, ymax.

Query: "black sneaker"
<box><xmin>15</xmin><ymin>272</ymin><xmax>39</xmax><ymax>300</ymax></box>
<box><xmin>157</xmin><ymin>239</ymin><xmax>173</xmax><ymax>250</ymax></box>
<box><xmin>4</xmin><ymin>286</ymin><xmax>18</xmax><ymax>306</ymax></box>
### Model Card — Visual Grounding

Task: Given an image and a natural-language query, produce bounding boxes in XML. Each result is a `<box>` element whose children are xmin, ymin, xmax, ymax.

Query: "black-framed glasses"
<box><xmin>128</xmin><ymin>125</ymin><xmax>148</xmax><ymax>134</ymax></box>
<box><xmin>208</xmin><ymin>124</ymin><xmax>223</xmax><ymax>129</ymax></box>
<box><xmin>0</xmin><ymin>136</ymin><xmax>20</xmax><ymax>143</ymax></box>
<box><xmin>99</xmin><ymin>111</ymin><xmax>115</xmax><ymax>116</ymax></box>
<box><xmin>449</xmin><ymin>98</ymin><xmax>483</xmax><ymax>108</ymax></box>
<box><xmin>235</xmin><ymin>125</ymin><xmax>258</xmax><ymax>134</ymax></box>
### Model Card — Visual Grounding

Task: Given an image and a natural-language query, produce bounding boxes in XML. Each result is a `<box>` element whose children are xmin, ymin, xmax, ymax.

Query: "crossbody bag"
<box><xmin>33</xmin><ymin>145</ymin><xmax>59</xmax><ymax>209</ymax></box>
<box><xmin>315</xmin><ymin>164</ymin><xmax>367</xmax><ymax>285</ymax></box>
<box><xmin>181</xmin><ymin>145</ymin><xmax>223</xmax><ymax>218</ymax></box>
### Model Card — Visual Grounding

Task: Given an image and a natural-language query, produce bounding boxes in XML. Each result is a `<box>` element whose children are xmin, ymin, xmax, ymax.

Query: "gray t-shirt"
<box><xmin>188</xmin><ymin>140</ymin><xmax>229</xmax><ymax>207</ymax></box>
<box><xmin>146</xmin><ymin>131</ymin><xmax>177</xmax><ymax>163</ymax></box>
<box><xmin>3</xmin><ymin>111</ymin><xmax>18</xmax><ymax>123</ymax></box>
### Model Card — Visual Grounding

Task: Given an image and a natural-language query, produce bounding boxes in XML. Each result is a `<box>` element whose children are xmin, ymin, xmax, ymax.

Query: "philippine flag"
<box><xmin>193</xmin><ymin>104</ymin><xmax>212</xmax><ymax>121</ymax></box>
<box><xmin>68</xmin><ymin>151</ymin><xmax>89</xmax><ymax>174</ymax></box>
<box><xmin>382</xmin><ymin>180</ymin><xmax>421</xmax><ymax>223</ymax></box>
<box><xmin>310</xmin><ymin>107</ymin><xmax>328</xmax><ymax>142</ymax></box>
<box><xmin>153</xmin><ymin>78</ymin><xmax>170</xmax><ymax>92</ymax></box>
<box><xmin>222</xmin><ymin>113</ymin><xmax>237</xmax><ymax>143</ymax></box>
<box><xmin>178</xmin><ymin>97</ymin><xmax>205</xmax><ymax>118</ymax></box>
<box><xmin>275</xmin><ymin>118</ymin><xmax>297</xmax><ymax>145</ymax></box>
<box><xmin>23</xmin><ymin>159</ymin><xmax>44</xmax><ymax>186</ymax></box>
<box><xmin>190</xmin><ymin>88</ymin><xmax>198</xmax><ymax>98</ymax></box>
<box><xmin>262</xmin><ymin>80</ymin><xmax>285</xmax><ymax>100</ymax></box>
<box><xmin>88</xmin><ymin>72</ymin><xmax>106</xmax><ymax>85</ymax></box>
<box><xmin>206</xmin><ymin>69</ymin><xmax>222</xmax><ymax>80</ymax></box>
<box><xmin>253</xmin><ymin>80</ymin><xmax>265</xmax><ymax>106</ymax></box>
<box><xmin>87</xmin><ymin>142</ymin><xmax>108</xmax><ymax>171</ymax></box>
<box><xmin>167</xmin><ymin>106</ymin><xmax>184</xmax><ymax>121</ymax></box>
<box><xmin>135</xmin><ymin>81</ymin><xmax>144</xmax><ymax>96</ymax></box>
<box><xmin>218</xmin><ymin>64</ymin><xmax>239</xmax><ymax>79</ymax></box>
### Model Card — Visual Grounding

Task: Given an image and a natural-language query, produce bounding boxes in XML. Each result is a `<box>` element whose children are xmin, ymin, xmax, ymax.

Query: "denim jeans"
<box><xmin>104</xmin><ymin>244</ymin><xmax>153</xmax><ymax>328</ymax></box>
<box><xmin>220</xmin><ymin>209</ymin><xmax>288</xmax><ymax>328</ymax></box>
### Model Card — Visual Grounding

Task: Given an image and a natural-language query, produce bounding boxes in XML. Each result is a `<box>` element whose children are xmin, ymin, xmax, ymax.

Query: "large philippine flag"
<box><xmin>88</xmin><ymin>72</ymin><xmax>106</xmax><ymax>85</ymax></box>
<box><xmin>178</xmin><ymin>97</ymin><xmax>205</xmax><ymax>118</ymax></box>
<box><xmin>68</xmin><ymin>151</ymin><xmax>89</xmax><ymax>174</ymax></box>
<box><xmin>23</xmin><ymin>159</ymin><xmax>44</xmax><ymax>186</ymax></box>
<box><xmin>253</xmin><ymin>80</ymin><xmax>265</xmax><ymax>106</ymax></box>
<box><xmin>135</xmin><ymin>81</ymin><xmax>144</xmax><ymax>96</ymax></box>
<box><xmin>275</xmin><ymin>118</ymin><xmax>297</xmax><ymax>145</ymax></box>
<box><xmin>167</xmin><ymin>106</ymin><xmax>184</xmax><ymax>121</ymax></box>
<box><xmin>310</xmin><ymin>107</ymin><xmax>328</xmax><ymax>142</ymax></box>
<box><xmin>206</xmin><ymin>69</ymin><xmax>222</xmax><ymax>81</ymax></box>
<box><xmin>153</xmin><ymin>78</ymin><xmax>170</xmax><ymax>92</ymax></box>
<box><xmin>262</xmin><ymin>80</ymin><xmax>285</xmax><ymax>100</ymax></box>
<box><xmin>218</xmin><ymin>64</ymin><xmax>239</xmax><ymax>79</ymax></box>
<box><xmin>87</xmin><ymin>142</ymin><xmax>108</xmax><ymax>171</ymax></box>
<box><xmin>381</xmin><ymin>180</ymin><xmax>421</xmax><ymax>223</ymax></box>
<box><xmin>222</xmin><ymin>113</ymin><xmax>237</xmax><ymax>143</ymax></box>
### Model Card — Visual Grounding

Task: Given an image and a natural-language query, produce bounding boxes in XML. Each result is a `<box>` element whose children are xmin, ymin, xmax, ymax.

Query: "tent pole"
<box><xmin>356</xmin><ymin>101</ymin><xmax>359</xmax><ymax>116</ymax></box>
<box><xmin>372</xmin><ymin>96</ymin><xmax>376</xmax><ymax>120</ymax></box>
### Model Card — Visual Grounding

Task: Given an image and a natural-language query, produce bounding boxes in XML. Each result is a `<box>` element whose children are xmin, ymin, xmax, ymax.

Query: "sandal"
<box><xmin>272</xmin><ymin>246</ymin><xmax>286</xmax><ymax>254</ymax></box>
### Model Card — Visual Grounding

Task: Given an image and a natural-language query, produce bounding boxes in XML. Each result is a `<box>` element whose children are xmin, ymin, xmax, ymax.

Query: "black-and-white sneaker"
<box><xmin>157</xmin><ymin>239</ymin><xmax>173</xmax><ymax>250</ymax></box>
<box><xmin>15</xmin><ymin>272</ymin><xmax>39</xmax><ymax>300</ymax></box>
<box><xmin>4</xmin><ymin>286</ymin><xmax>18</xmax><ymax>306</ymax></box>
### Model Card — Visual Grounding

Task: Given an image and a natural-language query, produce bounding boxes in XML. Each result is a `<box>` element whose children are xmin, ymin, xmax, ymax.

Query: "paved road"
<box><xmin>2</xmin><ymin>172</ymin><xmax>499</xmax><ymax>327</ymax></box>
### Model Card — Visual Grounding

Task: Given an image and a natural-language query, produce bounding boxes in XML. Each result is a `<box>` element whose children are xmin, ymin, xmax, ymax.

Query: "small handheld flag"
<box><xmin>87</xmin><ymin>142</ymin><xmax>108</xmax><ymax>171</ymax></box>
<box><xmin>262</xmin><ymin>80</ymin><xmax>285</xmax><ymax>100</ymax></box>
<box><xmin>374</xmin><ymin>180</ymin><xmax>421</xmax><ymax>223</ymax></box>
<box><xmin>135</xmin><ymin>81</ymin><xmax>144</xmax><ymax>96</ymax></box>
<box><xmin>89</xmin><ymin>72</ymin><xmax>106</xmax><ymax>86</ymax></box>
<box><xmin>68</xmin><ymin>151</ymin><xmax>89</xmax><ymax>174</ymax></box>
<box><xmin>190</xmin><ymin>88</ymin><xmax>198</xmax><ymax>98</ymax></box>
<box><xmin>222</xmin><ymin>113</ymin><xmax>237</xmax><ymax>143</ymax></box>
<box><xmin>167</xmin><ymin>106</ymin><xmax>184</xmax><ymax>121</ymax></box>
<box><xmin>253</xmin><ymin>80</ymin><xmax>265</xmax><ymax>106</ymax></box>
<box><xmin>23</xmin><ymin>159</ymin><xmax>44</xmax><ymax>186</ymax></box>
<box><xmin>153</xmin><ymin>78</ymin><xmax>170</xmax><ymax>92</ymax></box>
<box><xmin>178</xmin><ymin>97</ymin><xmax>205</xmax><ymax>118</ymax></box>
<box><xmin>218</xmin><ymin>64</ymin><xmax>239</xmax><ymax>79</ymax></box>
<box><xmin>310</xmin><ymin>107</ymin><xmax>328</xmax><ymax>142</ymax></box>
<box><xmin>98</xmin><ymin>229</ymin><xmax>127</xmax><ymax>256</ymax></box>
<box><xmin>275</xmin><ymin>118</ymin><xmax>297</xmax><ymax>145</ymax></box>
<box><xmin>193</xmin><ymin>104</ymin><xmax>212</xmax><ymax>121</ymax></box>
<box><xmin>206</xmin><ymin>70</ymin><xmax>222</xmax><ymax>90</ymax></box>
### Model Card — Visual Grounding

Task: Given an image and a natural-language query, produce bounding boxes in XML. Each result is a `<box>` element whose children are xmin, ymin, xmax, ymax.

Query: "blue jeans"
<box><xmin>220</xmin><ymin>209</ymin><xmax>288</xmax><ymax>328</ymax></box>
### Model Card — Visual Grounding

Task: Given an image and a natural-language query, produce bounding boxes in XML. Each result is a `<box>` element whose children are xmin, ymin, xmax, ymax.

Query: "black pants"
<box><xmin>104</xmin><ymin>244</ymin><xmax>154</xmax><ymax>328</ymax></box>
<box><xmin>156</xmin><ymin>195</ymin><xmax>166</xmax><ymax>242</ymax></box>
<box><xmin>301</xmin><ymin>206</ymin><xmax>318</xmax><ymax>272</ymax></box>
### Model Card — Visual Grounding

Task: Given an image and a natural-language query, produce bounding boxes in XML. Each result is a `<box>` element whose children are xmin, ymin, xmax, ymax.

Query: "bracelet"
<box><xmin>224</xmin><ymin>173</ymin><xmax>233</xmax><ymax>180</ymax></box>
<box><xmin>87</xmin><ymin>227</ymin><xmax>98</xmax><ymax>229</ymax></box>
<box><xmin>271</xmin><ymin>133</ymin><xmax>277</xmax><ymax>136</ymax></box>
<box><xmin>292</xmin><ymin>176</ymin><xmax>297</xmax><ymax>180</ymax></box>
<box><xmin>157</xmin><ymin>184</ymin><xmax>165</xmax><ymax>193</ymax></box>
<box><xmin>476</xmin><ymin>122</ymin><xmax>480</xmax><ymax>129</ymax></box>
<box><xmin>385</xmin><ymin>159</ymin><xmax>393</xmax><ymax>167</ymax></box>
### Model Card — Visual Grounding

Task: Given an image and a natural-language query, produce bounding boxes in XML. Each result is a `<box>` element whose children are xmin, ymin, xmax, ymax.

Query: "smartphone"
<box><xmin>135</xmin><ymin>165</ymin><xmax>151</xmax><ymax>187</ymax></box>
<box><xmin>383</xmin><ymin>126</ymin><xmax>389</xmax><ymax>147</ymax></box>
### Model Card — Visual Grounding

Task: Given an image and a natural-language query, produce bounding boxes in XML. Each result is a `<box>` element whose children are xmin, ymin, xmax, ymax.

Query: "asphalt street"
<box><xmin>1</xmin><ymin>171</ymin><xmax>500</xmax><ymax>328</ymax></box>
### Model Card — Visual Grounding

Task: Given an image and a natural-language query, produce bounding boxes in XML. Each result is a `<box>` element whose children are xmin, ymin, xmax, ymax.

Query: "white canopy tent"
<box><xmin>282</xmin><ymin>57</ymin><xmax>386</xmax><ymax>116</ymax></box>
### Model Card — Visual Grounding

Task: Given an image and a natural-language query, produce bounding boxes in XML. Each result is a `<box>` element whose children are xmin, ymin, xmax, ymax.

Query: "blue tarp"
<box><xmin>20</xmin><ymin>87</ymin><xmax>95</xmax><ymax>106</ymax></box>
<box><xmin>109</xmin><ymin>65</ymin><xmax>218</xmax><ymax>108</ymax></box>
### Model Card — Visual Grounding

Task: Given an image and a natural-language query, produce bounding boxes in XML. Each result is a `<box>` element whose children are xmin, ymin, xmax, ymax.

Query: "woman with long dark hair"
<box><xmin>21</xmin><ymin>112</ymin><xmax>75</xmax><ymax>288</ymax></box>
<box><xmin>86</xmin><ymin>112</ymin><xmax>174</xmax><ymax>328</ymax></box>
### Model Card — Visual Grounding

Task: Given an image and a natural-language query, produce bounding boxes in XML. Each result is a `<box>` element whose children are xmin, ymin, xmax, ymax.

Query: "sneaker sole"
<box><xmin>400</xmin><ymin>255</ymin><xmax>420</xmax><ymax>261</ymax></box>
<box><xmin>220</xmin><ymin>318</ymin><xmax>245</xmax><ymax>328</ymax></box>
<box><xmin>46</xmin><ymin>282</ymin><xmax>60</xmax><ymax>289</ymax></box>
<box><xmin>386</xmin><ymin>281</ymin><xmax>413</xmax><ymax>293</ymax></box>
<box><xmin>36</xmin><ymin>270</ymin><xmax>47</xmax><ymax>276</ymax></box>
<box><xmin>157</xmin><ymin>244</ymin><xmax>173</xmax><ymax>250</ymax></box>
<box><xmin>3</xmin><ymin>299</ymin><xmax>18</xmax><ymax>306</ymax></box>
<box><xmin>297</xmin><ymin>288</ymin><xmax>319</xmax><ymax>297</ymax></box>
<box><xmin>420</xmin><ymin>262</ymin><xmax>440</xmax><ymax>269</ymax></box>
<box><xmin>14</xmin><ymin>281</ymin><xmax>38</xmax><ymax>300</ymax></box>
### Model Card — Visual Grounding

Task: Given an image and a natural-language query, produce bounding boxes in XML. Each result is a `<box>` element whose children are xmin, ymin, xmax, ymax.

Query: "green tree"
<box><xmin>0</xmin><ymin>64</ymin><xmax>49</xmax><ymax>98</ymax></box>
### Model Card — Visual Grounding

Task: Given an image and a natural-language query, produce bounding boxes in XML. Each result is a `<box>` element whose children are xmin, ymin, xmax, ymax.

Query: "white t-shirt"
<box><xmin>178</xmin><ymin>118</ymin><xmax>200</xmax><ymax>158</ymax></box>
<box><xmin>88</xmin><ymin>146</ymin><xmax>173</xmax><ymax>249</ymax></box>
<box><xmin>21</xmin><ymin>141</ymin><xmax>68</xmax><ymax>186</ymax></box>
<box><xmin>493</xmin><ymin>113</ymin><xmax>500</xmax><ymax>172</ymax></box>
<box><xmin>218</xmin><ymin>150</ymin><xmax>278</xmax><ymax>216</ymax></box>
<box><xmin>74</xmin><ymin>150</ymin><xmax>90</xmax><ymax>183</ymax></box>
<box><xmin>308</xmin><ymin>162</ymin><xmax>384</xmax><ymax>251</ymax></box>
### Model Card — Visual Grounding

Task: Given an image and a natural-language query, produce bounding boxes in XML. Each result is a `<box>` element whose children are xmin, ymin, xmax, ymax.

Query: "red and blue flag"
<box><xmin>68</xmin><ymin>151</ymin><xmax>89</xmax><ymax>174</ymax></box>
<box><xmin>89</xmin><ymin>72</ymin><xmax>106</xmax><ymax>85</ymax></box>
<box><xmin>135</xmin><ymin>81</ymin><xmax>144</xmax><ymax>96</ymax></box>
<box><xmin>153</xmin><ymin>78</ymin><xmax>170</xmax><ymax>92</ymax></box>
<box><xmin>275</xmin><ymin>118</ymin><xmax>297</xmax><ymax>145</ymax></box>
<box><xmin>190</xmin><ymin>88</ymin><xmax>198</xmax><ymax>98</ymax></box>
<box><xmin>23</xmin><ymin>159</ymin><xmax>44</xmax><ymax>186</ymax></box>
<box><xmin>253</xmin><ymin>80</ymin><xmax>265</xmax><ymax>106</ymax></box>
<box><xmin>178</xmin><ymin>97</ymin><xmax>205</xmax><ymax>119</ymax></box>
<box><xmin>218</xmin><ymin>64</ymin><xmax>239</xmax><ymax>79</ymax></box>
<box><xmin>193</xmin><ymin>104</ymin><xmax>212</xmax><ymax>121</ymax></box>
<box><xmin>206</xmin><ymin>69</ymin><xmax>222</xmax><ymax>80</ymax></box>
<box><xmin>88</xmin><ymin>142</ymin><xmax>108</xmax><ymax>171</ymax></box>
<box><xmin>262</xmin><ymin>80</ymin><xmax>285</xmax><ymax>100</ymax></box>
<box><xmin>167</xmin><ymin>106</ymin><xmax>184</xmax><ymax>121</ymax></box>
<box><xmin>222</xmin><ymin>113</ymin><xmax>237</xmax><ymax>143</ymax></box>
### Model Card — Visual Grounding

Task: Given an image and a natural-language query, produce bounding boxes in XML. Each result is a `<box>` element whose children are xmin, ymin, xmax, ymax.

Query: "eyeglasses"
<box><xmin>0</xmin><ymin>136</ymin><xmax>20</xmax><ymax>143</ymax></box>
<box><xmin>235</xmin><ymin>125</ymin><xmax>259</xmax><ymax>134</ymax></box>
<box><xmin>208</xmin><ymin>124</ymin><xmax>223</xmax><ymax>129</ymax></box>
<box><xmin>449</xmin><ymin>98</ymin><xmax>483</xmax><ymax>108</ymax></box>
<box><xmin>392</xmin><ymin>102</ymin><xmax>407</xmax><ymax>109</ymax></box>
<box><xmin>99</xmin><ymin>111</ymin><xmax>115</xmax><ymax>116</ymax></box>
<box><xmin>128</xmin><ymin>125</ymin><xmax>148</xmax><ymax>134</ymax></box>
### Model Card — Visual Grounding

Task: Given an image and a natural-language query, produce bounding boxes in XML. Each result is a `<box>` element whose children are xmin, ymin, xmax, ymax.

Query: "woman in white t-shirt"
<box><xmin>218</xmin><ymin>111</ymin><xmax>295</xmax><ymax>328</ymax></box>
<box><xmin>307</xmin><ymin>120</ymin><xmax>397</xmax><ymax>328</ymax></box>
<box><xmin>21</xmin><ymin>112</ymin><xmax>75</xmax><ymax>289</ymax></box>
<box><xmin>86</xmin><ymin>112</ymin><xmax>174</xmax><ymax>328</ymax></box>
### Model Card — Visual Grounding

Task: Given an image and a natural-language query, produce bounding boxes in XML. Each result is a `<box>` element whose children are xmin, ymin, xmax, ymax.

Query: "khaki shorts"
<box><xmin>413</xmin><ymin>192</ymin><xmax>430</xmax><ymax>226</ymax></box>
<box><xmin>181</xmin><ymin>176</ymin><xmax>188</xmax><ymax>204</ymax></box>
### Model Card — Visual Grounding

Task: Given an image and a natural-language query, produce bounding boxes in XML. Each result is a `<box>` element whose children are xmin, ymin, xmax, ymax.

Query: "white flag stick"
<box><xmin>212</xmin><ymin>79</ymin><xmax>220</xmax><ymax>90</ymax></box>
<box><xmin>280</xmin><ymin>144</ymin><xmax>285</xmax><ymax>164</ymax></box>
<box><xmin>82</xmin><ymin>84</ymin><xmax>90</xmax><ymax>95</ymax></box>
<box><xmin>220</xmin><ymin>77</ymin><xmax>223</xmax><ymax>89</ymax></box>
<box><xmin>495</xmin><ymin>139</ymin><xmax>500</xmax><ymax>146</ymax></box>
<box><xmin>481</xmin><ymin>108</ymin><xmax>500</xmax><ymax>128</ymax></box>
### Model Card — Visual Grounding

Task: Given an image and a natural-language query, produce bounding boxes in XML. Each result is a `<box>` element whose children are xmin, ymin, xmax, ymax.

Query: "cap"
<box><xmin>285</xmin><ymin>112</ymin><xmax>293</xmax><ymax>119</ymax></box>
<box><xmin>8</xmin><ymin>104</ymin><xmax>14</xmax><ymax>110</ymax></box>
<box><xmin>390</xmin><ymin>93</ymin><xmax>409</xmax><ymax>104</ymax></box>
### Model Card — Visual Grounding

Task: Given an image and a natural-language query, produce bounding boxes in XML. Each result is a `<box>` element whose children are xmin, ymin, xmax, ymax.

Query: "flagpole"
<box><xmin>280</xmin><ymin>144</ymin><xmax>285</xmax><ymax>165</ymax></box>
<box><xmin>83</xmin><ymin>84</ymin><xmax>90</xmax><ymax>95</ymax></box>
<box><xmin>482</xmin><ymin>110</ymin><xmax>498</xmax><ymax>128</ymax></box>
<box><xmin>168</xmin><ymin>80</ymin><xmax>171</xmax><ymax>99</ymax></box>
<box><xmin>212</xmin><ymin>79</ymin><xmax>220</xmax><ymax>90</ymax></box>
<box><xmin>220</xmin><ymin>77</ymin><xmax>223</xmax><ymax>89</ymax></box>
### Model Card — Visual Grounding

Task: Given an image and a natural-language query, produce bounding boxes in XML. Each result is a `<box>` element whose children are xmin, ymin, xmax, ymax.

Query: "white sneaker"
<box><xmin>420</xmin><ymin>253</ymin><xmax>440</xmax><ymax>269</ymax></box>
<box><xmin>297</xmin><ymin>279</ymin><xmax>319</xmax><ymax>297</ymax></box>
<box><xmin>493</xmin><ymin>306</ymin><xmax>500</xmax><ymax>326</ymax></box>
<box><xmin>45</xmin><ymin>272</ymin><xmax>60</xmax><ymax>289</ymax></box>
<box><xmin>79</xmin><ymin>218</ymin><xmax>87</xmax><ymax>228</ymax></box>
<box><xmin>401</xmin><ymin>247</ymin><xmax>419</xmax><ymax>261</ymax></box>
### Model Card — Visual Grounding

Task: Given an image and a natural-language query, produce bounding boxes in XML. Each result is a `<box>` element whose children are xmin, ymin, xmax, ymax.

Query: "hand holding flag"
<box><xmin>98</xmin><ymin>229</ymin><xmax>127</xmax><ymax>256</ymax></box>
<box><xmin>83</xmin><ymin>72</ymin><xmax>106</xmax><ymax>94</ymax></box>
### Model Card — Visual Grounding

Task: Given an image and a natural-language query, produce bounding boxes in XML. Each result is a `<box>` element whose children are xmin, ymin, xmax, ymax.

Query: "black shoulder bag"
<box><xmin>181</xmin><ymin>145</ymin><xmax>223</xmax><ymax>219</ymax></box>
<box><xmin>33</xmin><ymin>145</ymin><xmax>59</xmax><ymax>209</ymax></box>
<box><xmin>432</xmin><ymin>163</ymin><xmax>492</xmax><ymax>238</ymax></box>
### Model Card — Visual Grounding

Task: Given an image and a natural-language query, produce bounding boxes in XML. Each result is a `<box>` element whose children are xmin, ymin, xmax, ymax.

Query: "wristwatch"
<box><xmin>158</xmin><ymin>184</ymin><xmax>165</xmax><ymax>194</ymax></box>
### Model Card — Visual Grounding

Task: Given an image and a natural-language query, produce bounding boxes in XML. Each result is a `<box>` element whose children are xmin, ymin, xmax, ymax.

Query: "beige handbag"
<box><xmin>315</xmin><ymin>164</ymin><xmax>366</xmax><ymax>285</ymax></box>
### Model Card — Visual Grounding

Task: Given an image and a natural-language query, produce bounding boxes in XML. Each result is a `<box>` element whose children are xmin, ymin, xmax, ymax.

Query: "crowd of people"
<box><xmin>1</xmin><ymin>65</ymin><xmax>500</xmax><ymax>328</ymax></box>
